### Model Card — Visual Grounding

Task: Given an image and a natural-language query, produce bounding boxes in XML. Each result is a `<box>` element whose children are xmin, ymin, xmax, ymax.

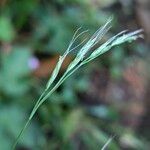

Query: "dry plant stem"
<box><xmin>12</xmin><ymin>17</ymin><xmax>143</xmax><ymax>149</ymax></box>
<box><xmin>101</xmin><ymin>135</ymin><xmax>116</xmax><ymax>150</ymax></box>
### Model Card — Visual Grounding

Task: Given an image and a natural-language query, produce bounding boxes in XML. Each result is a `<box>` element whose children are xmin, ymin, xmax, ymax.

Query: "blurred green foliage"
<box><xmin>0</xmin><ymin>0</ymin><xmax>149</xmax><ymax>150</ymax></box>
<box><xmin>0</xmin><ymin>16</ymin><xmax>15</xmax><ymax>42</ymax></box>
<box><xmin>0</xmin><ymin>48</ymin><xmax>31</xmax><ymax>96</ymax></box>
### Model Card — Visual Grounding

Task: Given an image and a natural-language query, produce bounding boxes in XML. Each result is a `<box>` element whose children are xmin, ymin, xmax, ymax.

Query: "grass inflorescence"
<box><xmin>12</xmin><ymin>17</ymin><xmax>143</xmax><ymax>149</ymax></box>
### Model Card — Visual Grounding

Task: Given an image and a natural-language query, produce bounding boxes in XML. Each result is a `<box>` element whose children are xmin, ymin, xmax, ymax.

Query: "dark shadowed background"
<box><xmin>0</xmin><ymin>0</ymin><xmax>150</xmax><ymax>150</ymax></box>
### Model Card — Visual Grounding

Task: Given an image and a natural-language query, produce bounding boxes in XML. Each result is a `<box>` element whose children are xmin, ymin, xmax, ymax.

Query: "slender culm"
<box><xmin>12</xmin><ymin>18</ymin><xmax>143</xmax><ymax>149</ymax></box>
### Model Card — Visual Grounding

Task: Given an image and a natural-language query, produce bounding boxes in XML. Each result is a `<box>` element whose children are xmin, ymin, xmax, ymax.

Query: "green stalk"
<box><xmin>12</xmin><ymin>18</ymin><xmax>143</xmax><ymax>149</ymax></box>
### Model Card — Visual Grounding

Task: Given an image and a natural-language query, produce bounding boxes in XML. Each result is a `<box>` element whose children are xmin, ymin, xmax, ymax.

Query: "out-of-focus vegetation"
<box><xmin>0</xmin><ymin>0</ymin><xmax>149</xmax><ymax>150</ymax></box>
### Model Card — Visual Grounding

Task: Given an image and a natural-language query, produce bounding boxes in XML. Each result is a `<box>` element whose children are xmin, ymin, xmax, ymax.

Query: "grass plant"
<box><xmin>12</xmin><ymin>17</ymin><xmax>143</xmax><ymax>149</ymax></box>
